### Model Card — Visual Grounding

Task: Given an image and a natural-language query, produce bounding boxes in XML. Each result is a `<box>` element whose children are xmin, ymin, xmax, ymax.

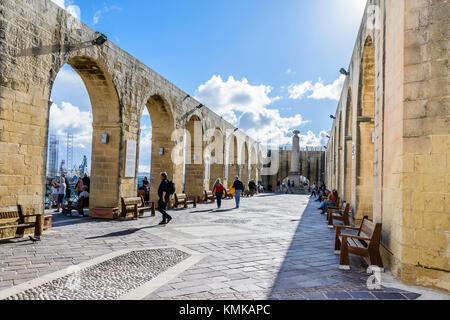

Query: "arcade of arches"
<box><xmin>0</xmin><ymin>0</ymin><xmax>266</xmax><ymax>212</ymax></box>
<box><xmin>325</xmin><ymin>0</ymin><xmax>449</xmax><ymax>291</ymax></box>
<box><xmin>0</xmin><ymin>0</ymin><xmax>448</xmax><ymax>293</ymax></box>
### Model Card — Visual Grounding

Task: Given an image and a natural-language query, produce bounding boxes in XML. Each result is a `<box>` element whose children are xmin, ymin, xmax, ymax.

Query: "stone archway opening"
<box><xmin>184</xmin><ymin>115</ymin><xmax>204</xmax><ymax>198</ymax></box>
<box><xmin>144</xmin><ymin>94</ymin><xmax>177</xmax><ymax>201</ymax></box>
<box><xmin>206</xmin><ymin>128</ymin><xmax>225</xmax><ymax>189</ymax></box>
<box><xmin>47</xmin><ymin>56</ymin><xmax>121</xmax><ymax>212</ymax></box>
<box><xmin>240</xmin><ymin>141</ymin><xmax>249</xmax><ymax>188</ymax></box>
<box><xmin>355</xmin><ymin>36</ymin><xmax>376</xmax><ymax>222</ymax></box>
<box><xmin>337</xmin><ymin>112</ymin><xmax>343</xmax><ymax>193</ymax></box>
<box><xmin>250</xmin><ymin>144</ymin><xmax>258</xmax><ymax>182</ymax></box>
<box><xmin>227</xmin><ymin>135</ymin><xmax>238</xmax><ymax>188</ymax></box>
<box><xmin>344</xmin><ymin>88</ymin><xmax>353</xmax><ymax>205</ymax></box>
<box><xmin>137</xmin><ymin>108</ymin><xmax>152</xmax><ymax>201</ymax></box>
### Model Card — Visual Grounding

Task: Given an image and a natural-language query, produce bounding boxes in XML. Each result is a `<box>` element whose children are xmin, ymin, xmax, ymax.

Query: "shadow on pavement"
<box><xmin>267</xmin><ymin>198</ymin><xmax>421</xmax><ymax>300</ymax></box>
<box><xmin>85</xmin><ymin>225</ymin><xmax>163</xmax><ymax>240</ymax></box>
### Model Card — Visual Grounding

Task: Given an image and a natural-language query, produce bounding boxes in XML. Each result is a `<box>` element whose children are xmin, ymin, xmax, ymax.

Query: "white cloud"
<box><xmin>286</xmin><ymin>69</ymin><xmax>296</xmax><ymax>75</ymax></box>
<box><xmin>49</xmin><ymin>102</ymin><xmax>92</xmax><ymax>148</ymax></box>
<box><xmin>194</xmin><ymin>75</ymin><xmax>309</xmax><ymax>147</ymax></box>
<box><xmin>288</xmin><ymin>75</ymin><xmax>346</xmax><ymax>101</ymax></box>
<box><xmin>299</xmin><ymin>130</ymin><xmax>329</xmax><ymax>148</ymax></box>
<box><xmin>56</xmin><ymin>67</ymin><xmax>83</xmax><ymax>86</ymax></box>
<box><xmin>50</xmin><ymin>0</ymin><xmax>80</xmax><ymax>20</ymax></box>
<box><xmin>93</xmin><ymin>5</ymin><xmax>122</xmax><ymax>25</ymax></box>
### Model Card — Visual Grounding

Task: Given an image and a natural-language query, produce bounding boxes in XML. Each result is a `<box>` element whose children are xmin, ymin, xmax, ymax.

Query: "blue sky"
<box><xmin>49</xmin><ymin>0</ymin><xmax>367</xmax><ymax>174</ymax></box>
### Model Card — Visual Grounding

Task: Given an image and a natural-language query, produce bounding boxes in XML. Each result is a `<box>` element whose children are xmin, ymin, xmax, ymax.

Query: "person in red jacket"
<box><xmin>212</xmin><ymin>178</ymin><xmax>225</xmax><ymax>209</ymax></box>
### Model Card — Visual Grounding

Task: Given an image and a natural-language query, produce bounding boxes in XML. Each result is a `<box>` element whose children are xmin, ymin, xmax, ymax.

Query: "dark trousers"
<box><xmin>215</xmin><ymin>192</ymin><xmax>223</xmax><ymax>208</ymax></box>
<box><xmin>158</xmin><ymin>199</ymin><xmax>172</xmax><ymax>222</ymax></box>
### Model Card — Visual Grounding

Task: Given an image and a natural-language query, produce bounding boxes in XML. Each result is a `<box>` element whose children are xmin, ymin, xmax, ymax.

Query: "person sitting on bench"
<box><xmin>79</xmin><ymin>186</ymin><xmax>90</xmax><ymax>206</ymax></box>
<box><xmin>319</xmin><ymin>189</ymin><xmax>338</xmax><ymax>214</ymax></box>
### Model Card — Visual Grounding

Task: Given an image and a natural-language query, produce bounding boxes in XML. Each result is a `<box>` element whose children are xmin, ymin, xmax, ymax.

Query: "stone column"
<box><xmin>290</xmin><ymin>130</ymin><xmax>300</xmax><ymax>174</ymax></box>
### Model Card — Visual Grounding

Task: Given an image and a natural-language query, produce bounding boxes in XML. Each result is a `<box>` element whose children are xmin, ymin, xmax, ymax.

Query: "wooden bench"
<box><xmin>173</xmin><ymin>193</ymin><xmax>197</xmax><ymax>209</ymax></box>
<box><xmin>327</xmin><ymin>203</ymin><xmax>351</xmax><ymax>228</ymax></box>
<box><xmin>204</xmin><ymin>191</ymin><xmax>215</xmax><ymax>203</ymax></box>
<box><xmin>324</xmin><ymin>197</ymin><xmax>341</xmax><ymax>219</ymax></box>
<box><xmin>335</xmin><ymin>216</ymin><xmax>383</xmax><ymax>271</ymax></box>
<box><xmin>64</xmin><ymin>197</ymin><xmax>89</xmax><ymax>217</ymax></box>
<box><xmin>0</xmin><ymin>206</ymin><xmax>43</xmax><ymax>241</ymax></box>
<box><xmin>225</xmin><ymin>189</ymin><xmax>234</xmax><ymax>199</ymax></box>
<box><xmin>139</xmin><ymin>196</ymin><xmax>156</xmax><ymax>217</ymax></box>
<box><xmin>120</xmin><ymin>197</ymin><xmax>143</xmax><ymax>219</ymax></box>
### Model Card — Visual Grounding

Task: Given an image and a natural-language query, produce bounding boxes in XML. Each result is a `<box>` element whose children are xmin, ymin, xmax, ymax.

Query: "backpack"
<box><xmin>168</xmin><ymin>180</ymin><xmax>175</xmax><ymax>195</ymax></box>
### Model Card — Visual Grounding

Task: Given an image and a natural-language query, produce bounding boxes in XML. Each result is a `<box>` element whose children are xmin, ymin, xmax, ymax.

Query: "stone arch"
<box><xmin>240</xmin><ymin>140</ymin><xmax>250</xmax><ymax>188</ymax></box>
<box><xmin>344</xmin><ymin>87</ymin><xmax>353</xmax><ymax>204</ymax></box>
<box><xmin>337</xmin><ymin>111</ymin><xmax>343</xmax><ymax>194</ymax></box>
<box><xmin>141</xmin><ymin>93</ymin><xmax>178</xmax><ymax>200</ymax></box>
<box><xmin>206</xmin><ymin>127</ymin><xmax>225</xmax><ymax>189</ymax></box>
<box><xmin>48</xmin><ymin>56</ymin><xmax>122</xmax><ymax>210</ymax></box>
<box><xmin>355</xmin><ymin>36</ymin><xmax>376</xmax><ymax>222</ymax></box>
<box><xmin>184</xmin><ymin>114</ymin><xmax>204</xmax><ymax>197</ymax></box>
<box><xmin>250</xmin><ymin>143</ymin><xmax>258</xmax><ymax>182</ymax></box>
<box><xmin>227</xmin><ymin>134</ymin><xmax>239</xmax><ymax>186</ymax></box>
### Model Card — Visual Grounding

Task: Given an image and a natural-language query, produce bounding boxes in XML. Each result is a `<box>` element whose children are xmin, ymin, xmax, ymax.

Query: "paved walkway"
<box><xmin>0</xmin><ymin>194</ymin><xmax>448</xmax><ymax>300</ymax></box>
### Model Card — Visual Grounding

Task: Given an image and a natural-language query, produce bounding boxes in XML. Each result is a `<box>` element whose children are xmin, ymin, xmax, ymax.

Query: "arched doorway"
<box><xmin>184</xmin><ymin>115</ymin><xmax>204</xmax><ymax>198</ymax></box>
<box><xmin>355</xmin><ymin>36</ymin><xmax>375</xmax><ymax>222</ymax></box>
<box><xmin>47</xmin><ymin>56</ymin><xmax>121</xmax><ymax>211</ymax></box>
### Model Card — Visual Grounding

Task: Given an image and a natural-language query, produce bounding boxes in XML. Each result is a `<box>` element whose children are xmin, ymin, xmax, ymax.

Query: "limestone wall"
<box><xmin>325</xmin><ymin>0</ymin><xmax>449</xmax><ymax>291</ymax></box>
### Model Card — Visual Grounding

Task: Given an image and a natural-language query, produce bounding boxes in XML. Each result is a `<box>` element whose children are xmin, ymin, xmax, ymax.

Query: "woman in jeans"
<box><xmin>212</xmin><ymin>178</ymin><xmax>225</xmax><ymax>209</ymax></box>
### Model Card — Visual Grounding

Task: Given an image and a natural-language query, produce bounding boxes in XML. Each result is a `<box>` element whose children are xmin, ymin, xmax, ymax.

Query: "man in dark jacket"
<box><xmin>232</xmin><ymin>176</ymin><xmax>244</xmax><ymax>209</ymax></box>
<box><xmin>157</xmin><ymin>172</ymin><xmax>172</xmax><ymax>225</ymax></box>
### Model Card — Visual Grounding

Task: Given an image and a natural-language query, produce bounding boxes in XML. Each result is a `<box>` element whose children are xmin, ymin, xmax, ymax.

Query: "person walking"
<box><xmin>232</xmin><ymin>176</ymin><xmax>244</xmax><ymax>209</ymax></box>
<box><xmin>212</xmin><ymin>178</ymin><xmax>225</xmax><ymax>209</ymax></box>
<box><xmin>157</xmin><ymin>172</ymin><xmax>173</xmax><ymax>225</ymax></box>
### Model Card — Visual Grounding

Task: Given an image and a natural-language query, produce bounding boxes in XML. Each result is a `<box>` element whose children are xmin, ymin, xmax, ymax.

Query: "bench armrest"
<box><xmin>342</xmin><ymin>234</ymin><xmax>371</xmax><ymax>242</ymax></box>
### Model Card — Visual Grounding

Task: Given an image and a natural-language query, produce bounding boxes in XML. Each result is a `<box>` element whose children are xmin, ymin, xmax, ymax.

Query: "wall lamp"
<box><xmin>183</xmin><ymin>94</ymin><xmax>190</xmax><ymax>101</ymax></box>
<box><xmin>340</xmin><ymin>68</ymin><xmax>349</xmax><ymax>76</ymax></box>
<box><xmin>330</xmin><ymin>115</ymin><xmax>336</xmax><ymax>120</ymax></box>
<box><xmin>196</xmin><ymin>104</ymin><xmax>204</xmax><ymax>109</ymax></box>
<box><xmin>93</xmin><ymin>35</ymin><xmax>107</xmax><ymax>46</ymax></box>
<box><xmin>326</xmin><ymin>135</ymin><xmax>330</xmax><ymax>138</ymax></box>
<box><xmin>234</xmin><ymin>128</ymin><xmax>239</xmax><ymax>132</ymax></box>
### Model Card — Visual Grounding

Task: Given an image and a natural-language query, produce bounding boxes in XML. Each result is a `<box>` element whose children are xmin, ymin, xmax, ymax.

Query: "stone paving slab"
<box><xmin>0</xmin><ymin>194</ymin><xmax>448</xmax><ymax>300</ymax></box>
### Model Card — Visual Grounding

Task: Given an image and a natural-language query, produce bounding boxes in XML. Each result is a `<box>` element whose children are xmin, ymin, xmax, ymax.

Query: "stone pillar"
<box><xmin>290</xmin><ymin>130</ymin><xmax>300</xmax><ymax>174</ymax></box>
<box><xmin>184</xmin><ymin>119</ymin><xmax>204</xmax><ymax>198</ymax></box>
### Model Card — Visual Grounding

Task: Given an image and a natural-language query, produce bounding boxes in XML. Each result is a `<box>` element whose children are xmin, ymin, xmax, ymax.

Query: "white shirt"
<box><xmin>58</xmin><ymin>183</ymin><xmax>66</xmax><ymax>195</ymax></box>
<box><xmin>79</xmin><ymin>191</ymin><xmax>89</xmax><ymax>198</ymax></box>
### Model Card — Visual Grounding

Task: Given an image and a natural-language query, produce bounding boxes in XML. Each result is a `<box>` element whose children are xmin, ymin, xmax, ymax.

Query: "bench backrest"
<box><xmin>358</xmin><ymin>216</ymin><xmax>382</xmax><ymax>248</ymax></box>
<box><xmin>0</xmin><ymin>207</ymin><xmax>23</xmax><ymax>224</ymax></box>
<box><xmin>121</xmin><ymin>197</ymin><xmax>142</xmax><ymax>208</ymax></box>
<box><xmin>343</xmin><ymin>203</ymin><xmax>350</xmax><ymax>215</ymax></box>
<box><xmin>175</xmin><ymin>193</ymin><xmax>187</xmax><ymax>202</ymax></box>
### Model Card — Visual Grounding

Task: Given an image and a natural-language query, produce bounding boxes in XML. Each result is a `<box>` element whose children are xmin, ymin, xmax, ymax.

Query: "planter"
<box><xmin>43</xmin><ymin>215</ymin><xmax>52</xmax><ymax>230</ymax></box>
<box><xmin>90</xmin><ymin>207</ymin><xmax>119</xmax><ymax>220</ymax></box>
